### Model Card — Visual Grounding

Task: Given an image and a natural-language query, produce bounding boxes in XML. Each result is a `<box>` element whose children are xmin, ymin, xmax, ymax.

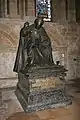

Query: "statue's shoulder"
<box><xmin>29</xmin><ymin>24</ymin><xmax>34</xmax><ymax>29</ymax></box>
<box><xmin>40</xmin><ymin>26</ymin><xmax>47</xmax><ymax>34</ymax></box>
<box><xmin>41</xmin><ymin>26</ymin><xmax>46</xmax><ymax>30</ymax></box>
<box><xmin>20</xmin><ymin>27</ymin><xmax>24</xmax><ymax>32</ymax></box>
<box><xmin>20</xmin><ymin>27</ymin><xmax>27</xmax><ymax>35</ymax></box>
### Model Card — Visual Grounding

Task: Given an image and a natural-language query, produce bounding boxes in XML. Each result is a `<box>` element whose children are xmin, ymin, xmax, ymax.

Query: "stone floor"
<box><xmin>6</xmin><ymin>106</ymin><xmax>73</xmax><ymax>120</ymax></box>
<box><xmin>0</xmin><ymin>93</ymin><xmax>80</xmax><ymax>120</ymax></box>
<box><xmin>0</xmin><ymin>78</ymin><xmax>80</xmax><ymax>120</ymax></box>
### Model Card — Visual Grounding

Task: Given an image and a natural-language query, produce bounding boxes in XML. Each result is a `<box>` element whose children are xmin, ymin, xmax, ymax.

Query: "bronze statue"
<box><xmin>13</xmin><ymin>17</ymin><xmax>54</xmax><ymax>72</ymax></box>
<box><xmin>14</xmin><ymin>18</ymin><xmax>71</xmax><ymax>113</ymax></box>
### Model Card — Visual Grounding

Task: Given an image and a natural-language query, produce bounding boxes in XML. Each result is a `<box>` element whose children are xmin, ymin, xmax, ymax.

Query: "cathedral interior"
<box><xmin>0</xmin><ymin>0</ymin><xmax>80</xmax><ymax>120</ymax></box>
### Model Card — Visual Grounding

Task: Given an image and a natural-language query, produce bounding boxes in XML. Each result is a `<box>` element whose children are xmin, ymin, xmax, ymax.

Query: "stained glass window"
<box><xmin>36</xmin><ymin>0</ymin><xmax>52</xmax><ymax>21</ymax></box>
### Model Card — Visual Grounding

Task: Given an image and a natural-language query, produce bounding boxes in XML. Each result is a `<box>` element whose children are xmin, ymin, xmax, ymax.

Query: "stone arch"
<box><xmin>0</xmin><ymin>23</ymin><xmax>18</xmax><ymax>48</ymax></box>
<box><xmin>44</xmin><ymin>23</ymin><xmax>67</xmax><ymax>48</ymax></box>
<box><xmin>0</xmin><ymin>22</ymin><xmax>67</xmax><ymax>50</ymax></box>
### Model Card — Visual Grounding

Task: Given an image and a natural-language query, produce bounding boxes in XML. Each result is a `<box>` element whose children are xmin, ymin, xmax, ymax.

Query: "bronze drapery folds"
<box><xmin>13</xmin><ymin>17</ymin><xmax>54</xmax><ymax>73</ymax></box>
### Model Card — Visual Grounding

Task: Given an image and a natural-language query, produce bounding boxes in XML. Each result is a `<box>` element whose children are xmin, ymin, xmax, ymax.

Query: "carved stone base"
<box><xmin>15</xmin><ymin>66</ymin><xmax>72</xmax><ymax>112</ymax></box>
<box><xmin>15</xmin><ymin>87</ymin><xmax>72</xmax><ymax>112</ymax></box>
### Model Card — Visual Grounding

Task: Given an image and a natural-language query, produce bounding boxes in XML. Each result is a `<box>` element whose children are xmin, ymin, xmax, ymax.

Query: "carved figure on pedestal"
<box><xmin>13</xmin><ymin>17</ymin><xmax>54</xmax><ymax>72</ymax></box>
<box><xmin>13</xmin><ymin>17</ymin><xmax>71</xmax><ymax>113</ymax></box>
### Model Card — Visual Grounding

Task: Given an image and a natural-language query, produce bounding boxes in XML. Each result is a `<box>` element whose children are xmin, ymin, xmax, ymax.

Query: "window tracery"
<box><xmin>36</xmin><ymin>0</ymin><xmax>52</xmax><ymax>21</ymax></box>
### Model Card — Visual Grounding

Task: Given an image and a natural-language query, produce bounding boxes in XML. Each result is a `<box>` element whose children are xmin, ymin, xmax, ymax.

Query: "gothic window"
<box><xmin>7</xmin><ymin>0</ymin><xmax>10</xmax><ymax>15</ymax></box>
<box><xmin>36</xmin><ymin>0</ymin><xmax>52</xmax><ymax>21</ymax></box>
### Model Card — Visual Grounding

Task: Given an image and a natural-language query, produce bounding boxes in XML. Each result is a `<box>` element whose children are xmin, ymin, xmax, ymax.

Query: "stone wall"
<box><xmin>44</xmin><ymin>22</ymin><xmax>80</xmax><ymax>79</ymax></box>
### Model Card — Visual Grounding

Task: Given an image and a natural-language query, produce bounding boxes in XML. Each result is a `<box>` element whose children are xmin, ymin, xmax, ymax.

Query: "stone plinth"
<box><xmin>15</xmin><ymin>65</ymin><xmax>72</xmax><ymax>112</ymax></box>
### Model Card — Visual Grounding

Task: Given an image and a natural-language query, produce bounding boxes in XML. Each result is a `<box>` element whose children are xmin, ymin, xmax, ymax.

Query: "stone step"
<box><xmin>0</xmin><ymin>78</ymin><xmax>18</xmax><ymax>102</ymax></box>
<box><xmin>0</xmin><ymin>78</ymin><xmax>18</xmax><ymax>89</ymax></box>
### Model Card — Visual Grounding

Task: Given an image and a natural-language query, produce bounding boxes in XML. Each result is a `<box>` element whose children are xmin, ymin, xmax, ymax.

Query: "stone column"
<box><xmin>0</xmin><ymin>0</ymin><xmax>5</xmax><ymax>17</ymax></box>
<box><xmin>27</xmin><ymin>0</ymin><xmax>35</xmax><ymax>16</ymax></box>
<box><xmin>20</xmin><ymin>0</ymin><xmax>24</xmax><ymax>19</ymax></box>
<box><xmin>3</xmin><ymin>0</ymin><xmax>5</xmax><ymax>17</ymax></box>
<box><xmin>52</xmin><ymin>0</ymin><xmax>66</xmax><ymax>23</ymax></box>
<box><xmin>23</xmin><ymin>0</ymin><xmax>35</xmax><ymax>21</ymax></box>
<box><xmin>5</xmin><ymin>0</ymin><xmax>8</xmax><ymax>17</ymax></box>
<box><xmin>51</xmin><ymin>0</ymin><xmax>58</xmax><ymax>22</ymax></box>
<box><xmin>67</xmin><ymin>0</ymin><xmax>76</xmax><ymax>21</ymax></box>
<box><xmin>25</xmin><ymin>0</ymin><xmax>28</xmax><ymax>16</ymax></box>
<box><xmin>0</xmin><ymin>91</ymin><xmax>2</xmax><ymax>105</ymax></box>
<box><xmin>9</xmin><ymin>0</ymin><xmax>18</xmax><ymax>18</ymax></box>
<box><xmin>58</xmin><ymin>0</ymin><xmax>66</xmax><ymax>22</ymax></box>
<box><xmin>0</xmin><ymin>0</ymin><xmax>3</xmax><ymax>17</ymax></box>
<box><xmin>0</xmin><ymin>0</ymin><xmax>1</xmax><ymax>17</ymax></box>
<box><xmin>23</xmin><ymin>0</ymin><xmax>26</xmax><ymax>19</ymax></box>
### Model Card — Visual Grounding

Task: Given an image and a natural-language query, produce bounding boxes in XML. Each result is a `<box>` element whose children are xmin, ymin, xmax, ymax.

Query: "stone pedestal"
<box><xmin>15</xmin><ymin>65</ymin><xmax>72</xmax><ymax>112</ymax></box>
